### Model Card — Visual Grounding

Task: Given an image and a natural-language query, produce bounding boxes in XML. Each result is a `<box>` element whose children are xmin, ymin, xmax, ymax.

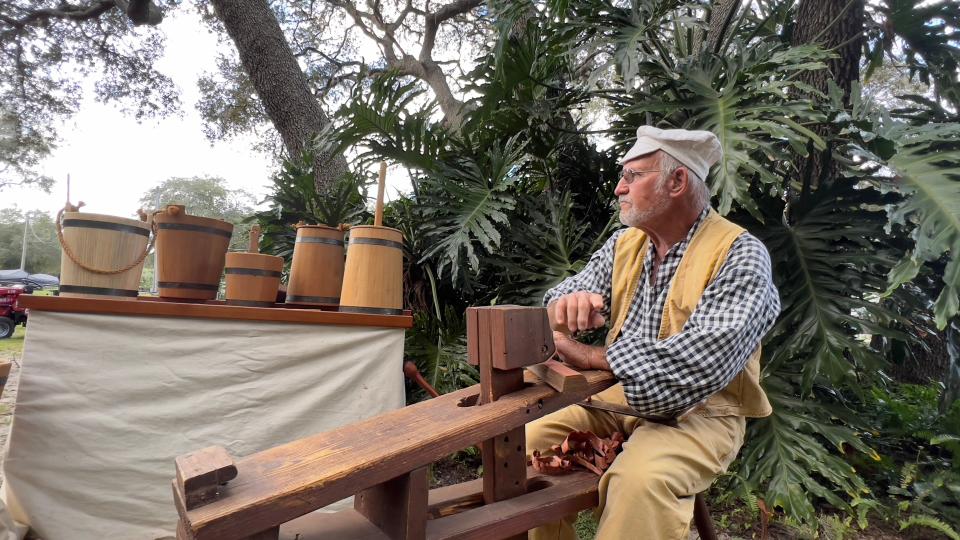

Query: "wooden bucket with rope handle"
<box><xmin>56</xmin><ymin>202</ymin><xmax>154</xmax><ymax>299</ymax></box>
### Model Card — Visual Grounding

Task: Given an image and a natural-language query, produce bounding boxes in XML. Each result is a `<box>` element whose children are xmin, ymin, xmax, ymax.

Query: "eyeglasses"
<box><xmin>619</xmin><ymin>168</ymin><xmax>661</xmax><ymax>185</ymax></box>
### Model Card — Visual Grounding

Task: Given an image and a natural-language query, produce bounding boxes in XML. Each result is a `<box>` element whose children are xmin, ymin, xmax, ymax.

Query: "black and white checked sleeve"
<box><xmin>605</xmin><ymin>233</ymin><xmax>781</xmax><ymax>417</ymax></box>
<box><xmin>542</xmin><ymin>229</ymin><xmax>626</xmax><ymax>312</ymax></box>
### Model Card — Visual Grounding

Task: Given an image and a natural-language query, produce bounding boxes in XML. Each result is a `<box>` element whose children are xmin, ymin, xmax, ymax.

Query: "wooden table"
<box><xmin>1</xmin><ymin>296</ymin><xmax>412</xmax><ymax>540</ymax></box>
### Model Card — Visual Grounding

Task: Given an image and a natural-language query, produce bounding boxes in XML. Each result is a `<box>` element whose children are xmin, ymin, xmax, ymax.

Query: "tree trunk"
<box><xmin>704</xmin><ymin>0</ymin><xmax>741</xmax><ymax>54</ymax></box>
<box><xmin>789</xmin><ymin>0</ymin><xmax>864</xmax><ymax>192</ymax></box>
<box><xmin>210</xmin><ymin>0</ymin><xmax>348</xmax><ymax>189</ymax></box>
<box><xmin>790</xmin><ymin>0</ymin><xmax>864</xmax><ymax>105</ymax></box>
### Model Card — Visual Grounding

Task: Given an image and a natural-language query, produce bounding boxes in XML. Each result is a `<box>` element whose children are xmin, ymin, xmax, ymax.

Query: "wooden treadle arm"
<box><xmin>175</xmin><ymin>371</ymin><xmax>616</xmax><ymax>540</ymax></box>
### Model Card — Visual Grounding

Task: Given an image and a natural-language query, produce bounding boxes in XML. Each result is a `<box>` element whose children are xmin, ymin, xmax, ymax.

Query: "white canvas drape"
<box><xmin>1</xmin><ymin>310</ymin><xmax>406</xmax><ymax>539</ymax></box>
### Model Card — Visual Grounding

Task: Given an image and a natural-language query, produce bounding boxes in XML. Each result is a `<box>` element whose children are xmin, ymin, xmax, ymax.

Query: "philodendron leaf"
<box><xmin>881</xmin><ymin>123</ymin><xmax>960</xmax><ymax>328</ymax></box>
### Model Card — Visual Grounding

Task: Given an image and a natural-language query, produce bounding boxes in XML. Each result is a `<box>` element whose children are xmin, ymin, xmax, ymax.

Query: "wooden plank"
<box><xmin>526</xmin><ymin>360</ymin><xmax>588</xmax><ymax>394</ymax></box>
<box><xmin>19</xmin><ymin>295</ymin><xmax>413</xmax><ymax>328</ymax></box>
<box><xmin>355</xmin><ymin>467</ymin><xmax>428</xmax><ymax>539</ymax></box>
<box><xmin>177</xmin><ymin>371</ymin><xmax>616</xmax><ymax>540</ymax></box>
<box><xmin>427</xmin><ymin>478</ymin><xmax>484</xmax><ymax>519</ymax></box>
<box><xmin>425</xmin><ymin>470</ymin><xmax>599</xmax><ymax>540</ymax></box>
<box><xmin>175</xmin><ymin>445</ymin><xmax>238</xmax><ymax>510</ymax></box>
<box><xmin>465</xmin><ymin>308</ymin><xmax>479</xmax><ymax>366</ymax></box>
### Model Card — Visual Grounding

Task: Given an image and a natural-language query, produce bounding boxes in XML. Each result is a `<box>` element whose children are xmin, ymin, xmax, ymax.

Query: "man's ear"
<box><xmin>669</xmin><ymin>167</ymin><xmax>689</xmax><ymax>197</ymax></box>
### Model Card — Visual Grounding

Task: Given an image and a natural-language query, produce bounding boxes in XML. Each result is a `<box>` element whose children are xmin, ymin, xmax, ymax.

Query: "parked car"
<box><xmin>0</xmin><ymin>286</ymin><xmax>27</xmax><ymax>339</ymax></box>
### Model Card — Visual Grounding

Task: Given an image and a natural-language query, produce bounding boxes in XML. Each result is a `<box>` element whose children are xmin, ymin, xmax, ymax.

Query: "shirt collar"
<box><xmin>649</xmin><ymin>207</ymin><xmax>711</xmax><ymax>259</ymax></box>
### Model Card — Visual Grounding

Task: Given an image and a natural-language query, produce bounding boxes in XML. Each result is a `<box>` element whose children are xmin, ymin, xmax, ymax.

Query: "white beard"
<box><xmin>618</xmin><ymin>181</ymin><xmax>670</xmax><ymax>228</ymax></box>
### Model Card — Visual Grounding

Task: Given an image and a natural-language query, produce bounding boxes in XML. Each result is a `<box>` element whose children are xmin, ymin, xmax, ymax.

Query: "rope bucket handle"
<box><xmin>56</xmin><ymin>205</ymin><xmax>158</xmax><ymax>276</ymax></box>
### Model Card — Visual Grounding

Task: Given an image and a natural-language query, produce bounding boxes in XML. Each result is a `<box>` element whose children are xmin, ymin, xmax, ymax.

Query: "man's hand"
<box><xmin>553</xmin><ymin>331</ymin><xmax>611</xmax><ymax>372</ymax></box>
<box><xmin>548</xmin><ymin>291</ymin><xmax>606</xmax><ymax>334</ymax></box>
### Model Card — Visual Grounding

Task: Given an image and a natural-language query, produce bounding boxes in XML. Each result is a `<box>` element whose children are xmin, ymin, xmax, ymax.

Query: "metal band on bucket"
<box><xmin>59</xmin><ymin>285</ymin><xmax>139</xmax><ymax>297</ymax></box>
<box><xmin>339</xmin><ymin>305</ymin><xmax>404</xmax><ymax>315</ymax></box>
<box><xmin>349</xmin><ymin>237</ymin><xmax>403</xmax><ymax>250</ymax></box>
<box><xmin>295</xmin><ymin>237</ymin><xmax>344</xmax><ymax>246</ymax></box>
<box><xmin>157</xmin><ymin>222</ymin><xmax>233</xmax><ymax>238</ymax></box>
<box><xmin>224</xmin><ymin>268</ymin><xmax>282</xmax><ymax>278</ymax></box>
<box><xmin>62</xmin><ymin>219</ymin><xmax>150</xmax><ymax>237</ymax></box>
<box><xmin>158</xmin><ymin>282</ymin><xmax>220</xmax><ymax>291</ymax></box>
<box><xmin>286</xmin><ymin>295</ymin><xmax>340</xmax><ymax>305</ymax></box>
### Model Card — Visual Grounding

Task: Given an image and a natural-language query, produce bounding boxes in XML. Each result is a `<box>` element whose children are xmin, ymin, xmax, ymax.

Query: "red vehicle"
<box><xmin>0</xmin><ymin>286</ymin><xmax>27</xmax><ymax>339</ymax></box>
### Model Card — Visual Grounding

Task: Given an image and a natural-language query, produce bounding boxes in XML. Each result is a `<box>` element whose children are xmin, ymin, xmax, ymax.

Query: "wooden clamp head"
<box><xmin>466</xmin><ymin>306</ymin><xmax>555</xmax><ymax>370</ymax></box>
<box><xmin>174</xmin><ymin>445</ymin><xmax>238</xmax><ymax>511</ymax></box>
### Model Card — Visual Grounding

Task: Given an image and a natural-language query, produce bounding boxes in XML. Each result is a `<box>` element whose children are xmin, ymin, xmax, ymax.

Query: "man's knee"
<box><xmin>602</xmin><ymin>460</ymin><xmax>678</xmax><ymax>505</ymax></box>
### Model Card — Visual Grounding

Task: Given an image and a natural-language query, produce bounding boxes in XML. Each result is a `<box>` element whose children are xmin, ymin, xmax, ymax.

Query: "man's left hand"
<box><xmin>553</xmin><ymin>331</ymin><xmax>612</xmax><ymax>371</ymax></box>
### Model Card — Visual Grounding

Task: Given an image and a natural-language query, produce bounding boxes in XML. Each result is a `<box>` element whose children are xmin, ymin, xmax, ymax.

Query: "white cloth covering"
<box><xmin>1</xmin><ymin>310</ymin><xmax>406</xmax><ymax>540</ymax></box>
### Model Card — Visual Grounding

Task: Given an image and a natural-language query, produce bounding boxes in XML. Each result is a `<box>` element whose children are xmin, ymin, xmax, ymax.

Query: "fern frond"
<box><xmin>900</xmin><ymin>515</ymin><xmax>960</xmax><ymax>540</ymax></box>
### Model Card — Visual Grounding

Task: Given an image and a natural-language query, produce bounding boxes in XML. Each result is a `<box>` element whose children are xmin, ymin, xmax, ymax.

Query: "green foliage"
<box><xmin>752</xmin><ymin>179</ymin><xmax>901</xmax><ymax>393</ymax></box>
<box><xmin>0</xmin><ymin>208</ymin><xmax>60</xmax><ymax>275</ymax></box>
<box><xmin>900</xmin><ymin>514</ymin><xmax>960</xmax><ymax>540</ymax></box>
<box><xmin>862</xmin><ymin>383</ymin><xmax>960</xmax><ymax>525</ymax></box>
<box><xmin>864</xmin><ymin>0</ymin><xmax>960</xmax><ymax>114</ymax></box>
<box><xmin>874</xmin><ymin>123</ymin><xmax>960</xmax><ymax>328</ymax></box>
<box><xmin>740</xmin><ymin>378</ymin><xmax>875</xmax><ymax>522</ymax></box>
<box><xmin>140</xmin><ymin>176</ymin><xmax>257</xmax><ymax>252</ymax></box>
<box><xmin>252</xmin><ymin>151</ymin><xmax>369</xmax><ymax>262</ymax></box>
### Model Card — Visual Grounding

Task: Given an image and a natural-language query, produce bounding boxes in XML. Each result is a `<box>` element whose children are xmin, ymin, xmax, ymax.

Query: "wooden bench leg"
<box><xmin>693</xmin><ymin>492</ymin><xmax>717</xmax><ymax>540</ymax></box>
<box><xmin>355</xmin><ymin>467</ymin><xmax>428</xmax><ymax>539</ymax></box>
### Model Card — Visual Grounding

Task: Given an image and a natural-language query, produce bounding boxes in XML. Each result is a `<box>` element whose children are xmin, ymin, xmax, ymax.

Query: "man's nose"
<box><xmin>614</xmin><ymin>179</ymin><xmax>628</xmax><ymax>195</ymax></box>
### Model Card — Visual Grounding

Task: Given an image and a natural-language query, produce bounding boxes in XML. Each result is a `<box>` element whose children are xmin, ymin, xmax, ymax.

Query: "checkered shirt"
<box><xmin>543</xmin><ymin>210</ymin><xmax>781</xmax><ymax>417</ymax></box>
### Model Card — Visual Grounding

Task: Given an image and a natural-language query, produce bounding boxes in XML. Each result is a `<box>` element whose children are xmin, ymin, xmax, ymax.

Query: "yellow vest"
<box><xmin>606</xmin><ymin>210</ymin><xmax>773</xmax><ymax>418</ymax></box>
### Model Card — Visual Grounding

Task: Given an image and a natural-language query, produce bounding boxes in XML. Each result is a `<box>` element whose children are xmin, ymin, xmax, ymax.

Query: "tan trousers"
<box><xmin>526</xmin><ymin>384</ymin><xmax>746</xmax><ymax>540</ymax></box>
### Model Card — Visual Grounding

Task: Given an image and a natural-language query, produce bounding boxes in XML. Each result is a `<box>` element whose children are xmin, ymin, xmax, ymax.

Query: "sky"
<box><xmin>1</xmin><ymin>10</ymin><xmax>281</xmax><ymax>220</ymax></box>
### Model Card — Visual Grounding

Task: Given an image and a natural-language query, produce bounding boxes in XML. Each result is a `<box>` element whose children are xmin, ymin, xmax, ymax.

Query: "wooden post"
<box><xmin>468</xmin><ymin>306</ymin><xmax>554</xmax><ymax>540</ymax></box>
<box><xmin>355</xmin><ymin>467</ymin><xmax>429</xmax><ymax>539</ymax></box>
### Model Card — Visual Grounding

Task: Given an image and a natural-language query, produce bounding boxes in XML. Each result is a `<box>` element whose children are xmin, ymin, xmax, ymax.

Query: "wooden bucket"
<box><xmin>224</xmin><ymin>252</ymin><xmax>282</xmax><ymax>307</ymax></box>
<box><xmin>57</xmin><ymin>210</ymin><xmax>152</xmax><ymax>299</ymax></box>
<box><xmin>339</xmin><ymin>226</ymin><xmax>404</xmax><ymax>315</ymax></box>
<box><xmin>285</xmin><ymin>225</ymin><xmax>345</xmax><ymax>306</ymax></box>
<box><xmin>154</xmin><ymin>205</ymin><xmax>234</xmax><ymax>300</ymax></box>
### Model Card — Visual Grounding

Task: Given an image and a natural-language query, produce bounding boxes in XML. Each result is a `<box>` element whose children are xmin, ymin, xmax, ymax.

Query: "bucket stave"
<box><xmin>285</xmin><ymin>225</ymin><xmax>345</xmax><ymax>306</ymax></box>
<box><xmin>58</xmin><ymin>211</ymin><xmax>152</xmax><ymax>299</ymax></box>
<box><xmin>154</xmin><ymin>205</ymin><xmax>233</xmax><ymax>300</ymax></box>
<box><xmin>339</xmin><ymin>225</ymin><xmax>404</xmax><ymax>315</ymax></box>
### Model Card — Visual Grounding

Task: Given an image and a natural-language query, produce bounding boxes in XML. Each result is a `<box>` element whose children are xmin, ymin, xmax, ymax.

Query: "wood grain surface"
<box><xmin>175</xmin><ymin>371</ymin><xmax>615</xmax><ymax>539</ymax></box>
<box><xmin>19</xmin><ymin>295</ymin><xmax>413</xmax><ymax>328</ymax></box>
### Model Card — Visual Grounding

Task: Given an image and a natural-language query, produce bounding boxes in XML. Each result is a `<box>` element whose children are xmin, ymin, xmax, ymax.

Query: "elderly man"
<box><xmin>527</xmin><ymin>126</ymin><xmax>780</xmax><ymax>540</ymax></box>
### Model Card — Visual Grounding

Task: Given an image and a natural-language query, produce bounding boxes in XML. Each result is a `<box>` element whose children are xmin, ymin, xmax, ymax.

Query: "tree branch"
<box><xmin>0</xmin><ymin>0</ymin><xmax>162</xmax><ymax>30</ymax></box>
<box><xmin>419</xmin><ymin>0</ymin><xmax>482</xmax><ymax>63</ymax></box>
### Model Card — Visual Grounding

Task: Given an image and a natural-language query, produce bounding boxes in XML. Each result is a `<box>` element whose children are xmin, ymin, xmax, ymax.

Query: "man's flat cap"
<box><xmin>619</xmin><ymin>126</ymin><xmax>723</xmax><ymax>181</ymax></box>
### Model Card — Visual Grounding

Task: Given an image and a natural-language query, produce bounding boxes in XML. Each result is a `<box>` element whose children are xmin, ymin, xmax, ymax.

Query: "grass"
<box><xmin>0</xmin><ymin>326</ymin><xmax>26</xmax><ymax>356</ymax></box>
<box><xmin>575</xmin><ymin>510</ymin><xmax>598</xmax><ymax>539</ymax></box>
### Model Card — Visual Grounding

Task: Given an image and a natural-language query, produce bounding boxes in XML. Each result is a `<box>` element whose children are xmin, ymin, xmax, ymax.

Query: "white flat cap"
<box><xmin>619</xmin><ymin>126</ymin><xmax>723</xmax><ymax>181</ymax></box>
